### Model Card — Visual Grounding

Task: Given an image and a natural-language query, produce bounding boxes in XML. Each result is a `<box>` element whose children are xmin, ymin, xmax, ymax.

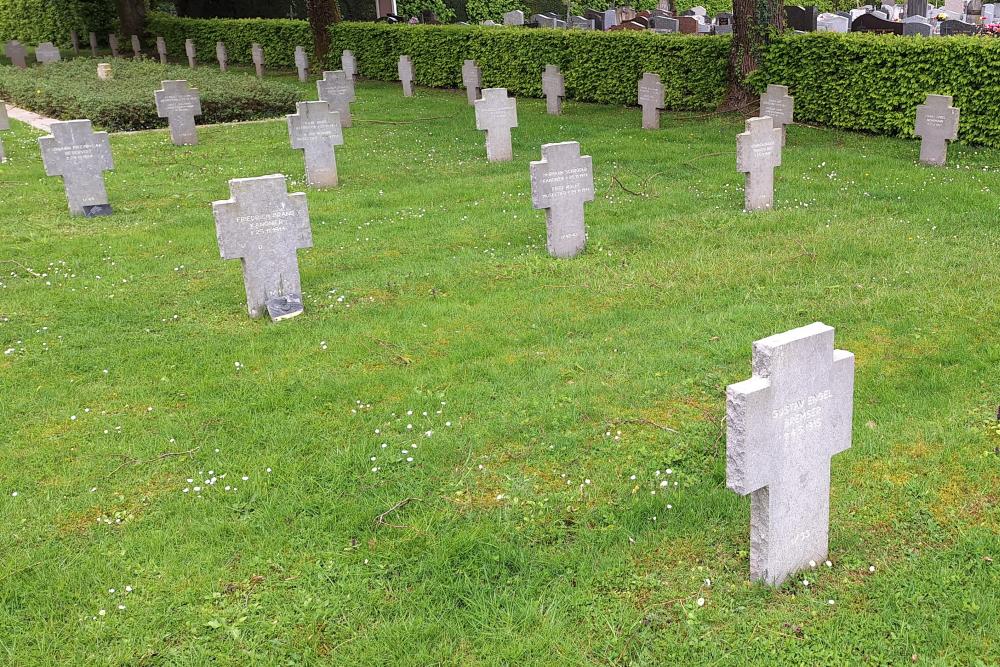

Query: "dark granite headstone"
<box><xmin>851</xmin><ymin>13</ymin><xmax>905</xmax><ymax>32</ymax></box>
<box><xmin>785</xmin><ymin>5</ymin><xmax>819</xmax><ymax>30</ymax></box>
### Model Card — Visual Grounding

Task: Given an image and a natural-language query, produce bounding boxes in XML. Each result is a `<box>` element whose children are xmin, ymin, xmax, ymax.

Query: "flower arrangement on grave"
<box><xmin>980</xmin><ymin>21</ymin><xmax>1000</xmax><ymax>34</ymax></box>
<box><xmin>936</xmin><ymin>12</ymin><xmax>948</xmax><ymax>19</ymax></box>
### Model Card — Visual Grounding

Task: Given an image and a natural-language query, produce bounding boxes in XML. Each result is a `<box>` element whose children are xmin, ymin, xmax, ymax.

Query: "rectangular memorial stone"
<box><xmin>89</xmin><ymin>32</ymin><xmax>97</xmax><ymax>56</ymax></box>
<box><xmin>131</xmin><ymin>34</ymin><xmax>141</xmax><ymax>57</ymax></box>
<box><xmin>760</xmin><ymin>84</ymin><xmax>794</xmax><ymax>145</ymax></box>
<box><xmin>907</xmin><ymin>0</ymin><xmax>929</xmax><ymax>14</ymax></box>
<box><xmin>185</xmin><ymin>39</ymin><xmax>196</xmax><ymax>68</ymax></box>
<box><xmin>38</xmin><ymin>119</ymin><xmax>115</xmax><ymax>216</ymax></box>
<box><xmin>653</xmin><ymin>15</ymin><xmax>680</xmax><ymax>31</ymax></box>
<box><xmin>155</xmin><ymin>80</ymin><xmax>202</xmax><ymax>146</ymax></box>
<box><xmin>903</xmin><ymin>19</ymin><xmax>933</xmax><ymax>34</ymax></box>
<box><xmin>736</xmin><ymin>116</ymin><xmax>782</xmax><ymax>211</ymax></box>
<box><xmin>474</xmin><ymin>88</ymin><xmax>518</xmax><ymax>162</ymax></box>
<box><xmin>108</xmin><ymin>34</ymin><xmax>119</xmax><ymax>57</ymax></box>
<box><xmin>212</xmin><ymin>174</ymin><xmax>312</xmax><ymax>321</ymax></box>
<box><xmin>785</xmin><ymin>4</ymin><xmax>819</xmax><ymax>30</ymax></box>
<box><xmin>287</xmin><ymin>100</ymin><xmax>344</xmax><ymax>188</ymax></box>
<box><xmin>852</xmin><ymin>13</ymin><xmax>905</xmax><ymax>31</ymax></box>
<box><xmin>35</xmin><ymin>43</ymin><xmax>61</xmax><ymax>64</ymax></box>
<box><xmin>295</xmin><ymin>46</ymin><xmax>309</xmax><ymax>82</ymax></box>
<box><xmin>342</xmin><ymin>50</ymin><xmax>357</xmax><ymax>79</ymax></box>
<box><xmin>504</xmin><ymin>9</ymin><xmax>525</xmax><ymax>24</ymax></box>
<box><xmin>638</xmin><ymin>72</ymin><xmax>665</xmax><ymax>130</ymax></box>
<box><xmin>216</xmin><ymin>42</ymin><xmax>227</xmax><ymax>71</ymax></box>
<box><xmin>726</xmin><ymin>322</ymin><xmax>854</xmax><ymax>587</ymax></box>
<box><xmin>317</xmin><ymin>70</ymin><xmax>356</xmax><ymax>128</ymax></box>
<box><xmin>817</xmin><ymin>13</ymin><xmax>850</xmax><ymax>31</ymax></box>
<box><xmin>156</xmin><ymin>36</ymin><xmax>167</xmax><ymax>64</ymax></box>
<box><xmin>71</xmin><ymin>31</ymin><xmax>79</xmax><ymax>54</ymax></box>
<box><xmin>915</xmin><ymin>94</ymin><xmax>959</xmax><ymax>166</ymax></box>
<box><xmin>398</xmin><ymin>55</ymin><xmax>414</xmax><ymax>97</ymax></box>
<box><xmin>530</xmin><ymin>141</ymin><xmax>594</xmax><ymax>259</ymax></box>
<box><xmin>0</xmin><ymin>102</ymin><xmax>8</xmax><ymax>163</ymax></box>
<box><xmin>462</xmin><ymin>59</ymin><xmax>482</xmax><ymax>105</ymax></box>
<box><xmin>542</xmin><ymin>64</ymin><xmax>565</xmax><ymax>115</ymax></box>
<box><xmin>252</xmin><ymin>43</ymin><xmax>264</xmax><ymax>78</ymax></box>
<box><xmin>677</xmin><ymin>15</ymin><xmax>700</xmax><ymax>32</ymax></box>
<box><xmin>5</xmin><ymin>40</ymin><xmax>27</xmax><ymax>69</ymax></box>
<box><xmin>939</xmin><ymin>18</ymin><xmax>977</xmax><ymax>33</ymax></box>
<box><xmin>715</xmin><ymin>12</ymin><xmax>734</xmax><ymax>33</ymax></box>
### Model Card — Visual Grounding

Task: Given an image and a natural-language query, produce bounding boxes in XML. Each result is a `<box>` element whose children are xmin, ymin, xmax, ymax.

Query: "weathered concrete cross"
<box><xmin>530</xmin><ymin>141</ymin><xmax>594</xmax><ymax>258</ymax></box>
<box><xmin>0</xmin><ymin>102</ymin><xmax>9</xmax><ymax>163</ymax></box>
<box><xmin>108</xmin><ymin>34</ymin><xmax>119</xmax><ymax>57</ymax></box>
<box><xmin>295</xmin><ymin>45</ymin><xmax>309</xmax><ymax>82</ymax></box>
<box><xmin>736</xmin><ymin>116</ymin><xmax>782</xmax><ymax>212</ymax></box>
<box><xmin>637</xmin><ymin>72</ymin><xmax>665</xmax><ymax>129</ymax></box>
<box><xmin>156</xmin><ymin>36</ymin><xmax>167</xmax><ymax>64</ymax></box>
<box><xmin>726</xmin><ymin>322</ymin><xmax>854</xmax><ymax>586</ymax></box>
<box><xmin>216</xmin><ymin>41</ymin><xmax>227</xmax><ymax>71</ymax></box>
<box><xmin>38</xmin><ymin>119</ymin><xmax>115</xmax><ymax>216</ymax></box>
<box><xmin>155</xmin><ymin>80</ymin><xmax>202</xmax><ymax>146</ymax></box>
<box><xmin>760</xmin><ymin>84</ymin><xmax>794</xmax><ymax>145</ymax></box>
<box><xmin>252</xmin><ymin>43</ymin><xmax>264</xmax><ymax>78</ymax></box>
<box><xmin>342</xmin><ymin>50</ymin><xmax>357</xmax><ymax>79</ymax></box>
<box><xmin>5</xmin><ymin>40</ymin><xmax>26</xmax><ymax>69</ymax></box>
<box><xmin>287</xmin><ymin>101</ymin><xmax>344</xmax><ymax>188</ymax></box>
<box><xmin>915</xmin><ymin>94</ymin><xmax>959</xmax><ymax>166</ymax></box>
<box><xmin>398</xmin><ymin>55</ymin><xmax>414</xmax><ymax>97</ymax></box>
<box><xmin>212</xmin><ymin>174</ymin><xmax>313</xmax><ymax>321</ymax></box>
<box><xmin>88</xmin><ymin>32</ymin><xmax>97</xmax><ymax>56</ymax></box>
<box><xmin>462</xmin><ymin>59</ymin><xmax>482</xmax><ymax>105</ymax></box>
<box><xmin>130</xmin><ymin>34</ymin><xmax>141</xmax><ymax>58</ymax></box>
<box><xmin>71</xmin><ymin>31</ymin><xmax>79</xmax><ymax>54</ymax></box>
<box><xmin>185</xmin><ymin>38</ymin><xmax>196</xmax><ymax>68</ymax></box>
<box><xmin>542</xmin><ymin>64</ymin><xmax>565</xmax><ymax>115</ymax></box>
<box><xmin>317</xmin><ymin>70</ymin><xmax>356</xmax><ymax>128</ymax></box>
<box><xmin>474</xmin><ymin>88</ymin><xmax>518</xmax><ymax>162</ymax></box>
<box><xmin>35</xmin><ymin>42</ymin><xmax>61</xmax><ymax>64</ymax></box>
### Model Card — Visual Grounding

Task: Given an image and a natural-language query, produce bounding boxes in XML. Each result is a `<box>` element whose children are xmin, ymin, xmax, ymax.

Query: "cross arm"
<box><xmin>726</xmin><ymin>375</ymin><xmax>772</xmax><ymax>496</ymax></box>
<box><xmin>828</xmin><ymin>349</ymin><xmax>855</xmax><ymax>456</ymax></box>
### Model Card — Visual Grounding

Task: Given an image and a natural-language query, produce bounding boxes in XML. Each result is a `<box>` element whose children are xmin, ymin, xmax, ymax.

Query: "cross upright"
<box><xmin>287</xmin><ymin>101</ymin><xmax>344</xmax><ymax>188</ymax></box>
<box><xmin>398</xmin><ymin>55</ymin><xmax>414</xmax><ymax>97</ymax></box>
<box><xmin>5</xmin><ymin>40</ymin><xmax>27</xmax><ymax>69</ymax></box>
<box><xmin>317</xmin><ymin>70</ymin><xmax>356</xmax><ymax>128</ymax></box>
<box><xmin>342</xmin><ymin>50</ymin><xmax>358</xmax><ymax>79</ymax></box>
<box><xmin>252</xmin><ymin>43</ymin><xmax>264</xmax><ymax>78</ymax></box>
<box><xmin>212</xmin><ymin>174</ymin><xmax>313</xmax><ymax>321</ymax></box>
<box><xmin>474</xmin><ymin>88</ymin><xmax>518</xmax><ymax>162</ymax></box>
<box><xmin>35</xmin><ymin>43</ymin><xmax>61</xmax><ymax>64</ymax></box>
<box><xmin>38</xmin><ymin>119</ymin><xmax>115</xmax><ymax>216</ymax></box>
<box><xmin>462</xmin><ymin>59</ymin><xmax>482</xmax><ymax>105</ymax></box>
<box><xmin>216</xmin><ymin>41</ymin><xmax>227</xmax><ymax>71</ymax></box>
<box><xmin>637</xmin><ymin>72</ymin><xmax>665</xmax><ymax>129</ymax></box>
<box><xmin>108</xmin><ymin>34</ymin><xmax>119</xmax><ymax>57</ymax></box>
<box><xmin>155</xmin><ymin>80</ymin><xmax>202</xmax><ymax>146</ymax></box>
<box><xmin>71</xmin><ymin>31</ymin><xmax>80</xmax><ymax>54</ymax></box>
<box><xmin>760</xmin><ymin>84</ymin><xmax>794</xmax><ymax>145</ymax></box>
<box><xmin>530</xmin><ymin>141</ymin><xmax>595</xmax><ymax>259</ymax></box>
<box><xmin>88</xmin><ymin>32</ymin><xmax>97</xmax><ymax>56</ymax></box>
<box><xmin>915</xmin><ymin>94</ymin><xmax>959</xmax><ymax>166</ymax></box>
<box><xmin>542</xmin><ymin>64</ymin><xmax>565</xmax><ymax>115</ymax></box>
<box><xmin>295</xmin><ymin>46</ymin><xmax>309</xmax><ymax>82</ymax></box>
<box><xmin>156</xmin><ymin>36</ymin><xmax>167</xmax><ymax>64</ymax></box>
<box><xmin>130</xmin><ymin>34</ymin><xmax>141</xmax><ymax>58</ymax></box>
<box><xmin>185</xmin><ymin>39</ymin><xmax>196</xmax><ymax>68</ymax></box>
<box><xmin>736</xmin><ymin>116</ymin><xmax>783</xmax><ymax>212</ymax></box>
<box><xmin>727</xmin><ymin>322</ymin><xmax>854</xmax><ymax>587</ymax></box>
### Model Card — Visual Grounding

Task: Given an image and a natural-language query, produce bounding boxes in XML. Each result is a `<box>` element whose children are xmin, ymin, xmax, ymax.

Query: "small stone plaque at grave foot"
<box><xmin>83</xmin><ymin>204</ymin><xmax>113</xmax><ymax>217</ymax></box>
<box><xmin>266</xmin><ymin>294</ymin><xmax>304</xmax><ymax>321</ymax></box>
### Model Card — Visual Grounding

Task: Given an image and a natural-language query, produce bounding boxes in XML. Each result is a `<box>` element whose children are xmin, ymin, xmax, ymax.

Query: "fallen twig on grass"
<box><xmin>608</xmin><ymin>418</ymin><xmax>679</xmax><ymax>434</ymax></box>
<box><xmin>786</xmin><ymin>242</ymin><xmax>818</xmax><ymax>263</ymax></box>
<box><xmin>374</xmin><ymin>497</ymin><xmax>419</xmax><ymax>528</ymax></box>
<box><xmin>0</xmin><ymin>260</ymin><xmax>43</xmax><ymax>277</ymax></box>
<box><xmin>679</xmin><ymin>151</ymin><xmax>727</xmax><ymax>169</ymax></box>
<box><xmin>107</xmin><ymin>447</ymin><xmax>199</xmax><ymax>478</ymax></box>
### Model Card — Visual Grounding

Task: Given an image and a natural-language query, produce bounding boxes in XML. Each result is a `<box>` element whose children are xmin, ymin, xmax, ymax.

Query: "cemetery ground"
<box><xmin>1</xmin><ymin>76</ymin><xmax>999</xmax><ymax>665</ymax></box>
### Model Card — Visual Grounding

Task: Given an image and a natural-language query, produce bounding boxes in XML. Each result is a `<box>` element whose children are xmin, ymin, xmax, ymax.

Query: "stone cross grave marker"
<box><xmin>915</xmin><ymin>94</ymin><xmax>959</xmax><ymax>166</ymax></box>
<box><xmin>185</xmin><ymin>39</ymin><xmax>196</xmax><ymax>68</ymax></box>
<box><xmin>317</xmin><ymin>70</ymin><xmax>356</xmax><ymax>128</ymax></box>
<box><xmin>156</xmin><ymin>36</ymin><xmax>167</xmax><ymax>64</ymax></box>
<box><xmin>342</xmin><ymin>50</ymin><xmax>357</xmax><ymax>79</ymax></box>
<box><xmin>462</xmin><ymin>59</ymin><xmax>482</xmax><ymax>105</ymax></box>
<box><xmin>38</xmin><ymin>119</ymin><xmax>115</xmax><ymax>216</ymax></box>
<box><xmin>212</xmin><ymin>174</ymin><xmax>313</xmax><ymax>321</ymax></box>
<box><xmin>398</xmin><ymin>55</ymin><xmax>414</xmax><ymax>97</ymax></box>
<box><xmin>530</xmin><ymin>141</ymin><xmax>594</xmax><ymax>259</ymax></box>
<box><xmin>108</xmin><ymin>34</ymin><xmax>119</xmax><ymax>57</ymax></box>
<box><xmin>89</xmin><ymin>32</ymin><xmax>97</xmax><ymax>56</ymax></box>
<box><xmin>726</xmin><ymin>322</ymin><xmax>854</xmax><ymax>587</ymax></box>
<box><xmin>295</xmin><ymin>46</ymin><xmax>309</xmax><ymax>82</ymax></box>
<box><xmin>216</xmin><ymin>41</ymin><xmax>227</xmax><ymax>71</ymax></box>
<box><xmin>0</xmin><ymin>102</ymin><xmax>9</xmax><ymax>163</ymax></box>
<box><xmin>474</xmin><ymin>88</ymin><xmax>518</xmax><ymax>162</ymax></box>
<box><xmin>131</xmin><ymin>34</ymin><xmax>141</xmax><ymax>58</ymax></box>
<box><xmin>736</xmin><ymin>116</ymin><xmax>782</xmax><ymax>212</ymax></box>
<box><xmin>287</xmin><ymin>101</ymin><xmax>344</xmax><ymax>188</ymax></box>
<box><xmin>36</xmin><ymin>43</ymin><xmax>61</xmax><ymax>64</ymax></box>
<box><xmin>71</xmin><ymin>30</ymin><xmax>79</xmax><ymax>54</ymax></box>
<box><xmin>760</xmin><ymin>84</ymin><xmax>794</xmax><ymax>145</ymax></box>
<box><xmin>5</xmin><ymin>40</ymin><xmax>27</xmax><ymax>69</ymax></box>
<box><xmin>542</xmin><ymin>65</ymin><xmax>565</xmax><ymax>115</ymax></box>
<box><xmin>155</xmin><ymin>80</ymin><xmax>202</xmax><ymax>146</ymax></box>
<box><xmin>638</xmin><ymin>72</ymin><xmax>665</xmax><ymax>130</ymax></box>
<box><xmin>252</xmin><ymin>43</ymin><xmax>264</xmax><ymax>78</ymax></box>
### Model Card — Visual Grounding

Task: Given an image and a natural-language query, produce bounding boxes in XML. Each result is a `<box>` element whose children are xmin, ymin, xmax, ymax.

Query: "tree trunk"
<box><xmin>722</xmin><ymin>0</ymin><xmax>784</xmax><ymax>111</ymax></box>
<box><xmin>115</xmin><ymin>0</ymin><xmax>147</xmax><ymax>36</ymax></box>
<box><xmin>307</xmin><ymin>0</ymin><xmax>341</xmax><ymax>68</ymax></box>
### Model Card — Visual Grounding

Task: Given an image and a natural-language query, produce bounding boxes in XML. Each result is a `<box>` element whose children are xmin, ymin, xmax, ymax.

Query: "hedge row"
<box><xmin>753</xmin><ymin>32</ymin><xmax>1000</xmax><ymax>148</ymax></box>
<box><xmin>0</xmin><ymin>0</ymin><xmax>117</xmax><ymax>47</ymax></box>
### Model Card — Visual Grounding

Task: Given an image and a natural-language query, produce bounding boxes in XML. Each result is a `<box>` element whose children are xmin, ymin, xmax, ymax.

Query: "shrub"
<box><xmin>0</xmin><ymin>0</ymin><xmax>117</xmax><ymax>46</ymax></box>
<box><xmin>397</xmin><ymin>0</ymin><xmax>458</xmax><ymax>21</ymax></box>
<box><xmin>0</xmin><ymin>57</ymin><xmax>302</xmax><ymax>131</ymax></box>
<box><xmin>466</xmin><ymin>0</ymin><xmax>527</xmax><ymax>23</ymax></box>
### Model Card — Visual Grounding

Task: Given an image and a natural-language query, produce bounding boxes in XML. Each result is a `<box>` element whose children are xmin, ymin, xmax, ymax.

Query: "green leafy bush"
<box><xmin>397</xmin><ymin>0</ymin><xmax>458</xmax><ymax>22</ymax></box>
<box><xmin>0</xmin><ymin>0</ymin><xmax>117</xmax><ymax>46</ymax></box>
<box><xmin>466</xmin><ymin>0</ymin><xmax>527</xmax><ymax>23</ymax></box>
<box><xmin>0</xmin><ymin>57</ymin><xmax>302</xmax><ymax>131</ymax></box>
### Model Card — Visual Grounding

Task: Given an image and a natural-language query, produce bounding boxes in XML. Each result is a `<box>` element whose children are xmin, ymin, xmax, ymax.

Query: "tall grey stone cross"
<box><xmin>736</xmin><ymin>116</ymin><xmax>782</xmax><ymax>212</ymax></box>
<box><xmin>108</xmin><ymin>34</ymin><xmax>119</xmax><ymax>57</ymax></box>
<box><xmin>317</xmin><ymin>70</ymin><xmax>355</xmax><ymax>128</ymax></box>
<box><xmin>287</xmin><ymin>101</ymin><xmax>344</xmax><ymax>188</ymax></box>
<box><xmin>915</xmin><ymin>94</ymin><xmax>959</xmax><ymax>167</ymax></box>
<box><xmin>252</xmin><ymin>43</ymin><xmax>264</xmax><ymax>78</ymax></box>
<box><xmin>760</xmin><ymin>84</ymin><xmax>793</xmax><ymax>145</ymax></box>
<box><xmin>71</xmin><ymin>31</ymin><xmax>79</xmax><ymax>54</ymax></box>
<box><xmin>530</xmin><ymin>141</ymin><xmax>594</xmax><ymax>259</ymax></box>
<box><xmin>398</xmin><ymin>55</ymin><xmax>414</xmax><ymax>97</ymax></box>
<box><xmin>156</xmin><ymin>36</ymin><xmax>167</xmax><ymax>64</ymax></box>
<box><xmin>212</xmin><ymin>174</ymin><xmax>313</xmax><ymax>321</ymax></box>
<box><xmin>185</xmin><ymin>39</ymin><xmax>196</xmax><ymax>68</ymax></box>
<box><xmin>637</xmin><ymin>72</ymin><xmax>665</xmax><ymax>129</ymax></box>
<box><xmin>726</xmin><ymin>322</ymin><xmax>854</xmax><ymax>587</ymax></box>
<box><xmin>130</xmin><ymin>34</ymin><xmax>141</xmax><ymax>58</ymax></box>
<box><xmin>38</xmin><ymin>119</ymin><xmax>115</xmax><ymax>216</ymax></box>
<box><xmin>462</xmin><ymin>59</ymin><xmax>482</xmax><ymax>105</ymax></box>
<box><xmin>542</xmin><ymin>64</ymin><xmax>565</xmax><ymax>115</ymax></box>
<box><xmin>0</xmin><ymin>102</ymin><xmax>9</xmax><ymax>163</ymax></box>
<box><xmin>89</xmin><ymin>32</ymin><xmax>97</xmax><ymax>56</ymax></box>
<box><xmin>5</xmin><ymin>40</ymin><xmax>26</xmax><ymax>69</ymax></box>
<box><xmin>474</xmin><ymin>88</ymin><xmax>518</xmax><ymax>163</ymax></box>
<box><xmin>295</xmin><ymin>45</ymin><xmax>309</xmax><ymax>82</ymax></box>
<box><xmin>342</xmin><ymin>50</ymin><xmax>357</xmax><ymax>79</ymax></box>
<box><xmin>216</xmin><ymin>41</ymin><xmax>227</xmax><ymax>71</ymax></box>
<box><xmin>155</xmin><ymin>80</ymin><xmax>202</xmax><ymax>146</ymax></box>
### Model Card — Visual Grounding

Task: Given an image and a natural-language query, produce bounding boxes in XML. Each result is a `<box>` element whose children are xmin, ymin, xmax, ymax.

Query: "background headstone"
<box><xmin>474</xmin><ymin>88</ymin><xmax>518</xmax><ymax>162</ymax></box>
<box><xmin>462</xmin><ymin>59</ymin><xmax>482</xmax><ymax>105</ymax></box>
<box><xmin>287</xmin><ymin>100</ymin><xmax>344</xmax><ymax>187</ymax></box>
<box><xmin>155</xmin><ymin>80</ymin><xmax>202</xmax><ymax>146</ymax></box>
<box><xmin>342</xmin><ymin>50</ymin><xmax>357</xmax><ymax>79</ymax></box>
<box><xmin>530</xmin><ymin>141</ymin><xmax>594</xmax><ymax>259</ymax></box>
<box><xmin>817</xmin><ymin>13</ymin><xmax>850</xmax><ymax>31</ymax></box>
<box><xmin>398</xmin><ymin>55</ymin><xmax>414</xmax><ymax>97</ymax></box>
<box><xmin>185</xmin><ymin>39</ymin><xmax>196</xmax><ymax>68</ymax></box>
<box><xmin>35</xmin><ymin>43</ymin><xmax>61</xmax><ymax>64</ymax></box>
<box><xmin>907</xmin><ymin>0</ymin><xmax>929</xmax><ymax>15</ymax></box>
<box><xmin>71</xmin><ymin>30</ymin><xmax>80</xmax><ymax>54</ymax></box>
<box><xmin>130</xmin><ymin>34</ymin><xmax>141</xmax><ymax>58</ymax></box>
<box><xmin>216</xmin><ymin>41</ymin><xmax>227</xmax><ymax>71</ymax></box>
<box><xmin>108</xmin><ymin>33</ymin><xmax>119</xmax><ymax>57</ymax></box>
<box><xmin>785</xmin><ymin>4</ymin><xmax>819</xmax><ymax>30</ymax></box>
<box><xmin>88</xmin><ymin>32</ymin><xmax>97</xmax><ymax>56</ymax></box>
<box><xmin>638</xmin><ymin>72</ymin><xmax>665</xmax><ymax>130</ymax></box>
<box><xmin>156</xmin><ymin>36</ymin><xmax>167</xmax><ymax>64</ymax></box>
<box><xmin>295</xmin><ymin>46</ymin><xmax>309</xmax><ymax>82</ymax></box>
<box><xmin>252</xmin><ymin>43</ymin><xmax>264</xmax><ymax>78</ymax></box>
<box><xmin>760</xmin><ymin>84</ymin><xmax>794</xmax><ymax>145</ymax></box>
<box><xmin>5</xmin><ymin>41</ymin><xmax>27</xmax><ymax>69</ymax></box>
<box><xmin>542</xmin><ymin>64</ymin><xmax>565</xmax><ymax>115</ymax></box>
<box><xmin>726</xmin><ymin>322</ymin><xmax>854</xmax><ymax>587</ymax></box>
<box><xmin>915</xmin><ymin>94</ymin><xmax>959</xmax><ymax>166</ymax></box>
<box><xmin>503</xmin><ymin>9</ymin><xmax>525</xmax><ymax>24</ymax></box>
<box><xmin>38</xmin><ymin>119</ymin><xmax>114</xmax><ymax>216</ymax></box>
<box><xmin>317</xmin><ymin>70</ymin><xmax>356</xmax><ymax>128</ymax></box>
<box><xmin>97</xmin><ymin>62</ymin><xmax>112</xmax><ymax>80</ymax></box>
<box><xmin>736</xmin><ymin>116</ymin><xmax>782</xmax><ymax>211</ymax></box>
<box><xmin>903</xmin><ymin>19</ymin><xmax>932</xmax><ymax>34</ymax></box>
<box><xmin>0</xmin><ymin>101</ymin><xmax>8</xmax><ymax>163</ymax></box>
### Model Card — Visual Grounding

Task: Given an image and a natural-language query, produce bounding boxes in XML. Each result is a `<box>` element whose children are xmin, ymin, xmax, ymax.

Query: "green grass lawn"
<box><xmin>1</xmin><ymin>74</ymin><xmax>998</xmax><ymax>665</ymax></box>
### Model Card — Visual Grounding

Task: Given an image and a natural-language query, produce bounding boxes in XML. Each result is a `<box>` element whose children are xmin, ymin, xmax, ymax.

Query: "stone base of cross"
<box><xmin>736</xmin><ymin>116</ymin><xmax>783</xmax><ymax>212</ymax></box>
<box><xmin>530</xmin><ymin>141</ymin><xmax>595</xmax><ymax>259</ymax></box>
<box><xmin>915</xmin><ymin>94</ymin><xmax>959</xmax><ymax>167</ymax></box>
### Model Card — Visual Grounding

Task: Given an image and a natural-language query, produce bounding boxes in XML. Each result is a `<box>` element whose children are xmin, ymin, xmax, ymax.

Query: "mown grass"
<box><xmin>0</xmin><ymin>73</ymin><xmax>998</xmax><ymax>665</ymax></box>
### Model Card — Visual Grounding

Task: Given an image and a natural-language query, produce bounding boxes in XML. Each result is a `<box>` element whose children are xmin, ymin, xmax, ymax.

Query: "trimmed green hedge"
<box><xmin>329</xmin><ymin>22</ymin><xmax>730</xmax><ymax>110</ymax></box>
<box><xmin>0</xmin><ymin>0</ymin><xmax>117</xmax><ymax>46</ymax></box>
<box><xmin>146</xmin><ymin>13</ymin><xmax>313</xmax><ymax>69</ymax></box>
<box><xmin>754</xmin><ymin>32</ymin><xmax>1000</xmax><ymax>148</ymax></box>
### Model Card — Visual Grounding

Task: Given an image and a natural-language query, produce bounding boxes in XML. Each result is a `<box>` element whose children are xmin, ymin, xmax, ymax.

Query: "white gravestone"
<box><xmin>817</xmin><ymin>13</ymin><xmax>849</xmax><ymax>31</ymax></box>
<box><xmin>88</xmin><ymin>32</ymin><xmax>97</xmax><ymax>56</ymax></box>
<box><xmin>156</xmin><ymin>36</ymin><xmax>167</xmax><ymax>64</ymax></box>
<box><xmin>97</xmin><ymin>63</ymin><xmax>112</xmax><ymax>80</ymax></box>
<box><xmin>36</xmin><ymin>43</ymin><xmax>61</xmax><ymax>64</ymax></box>
<box><xmin>38</xmin><ymin>120</ymin><xmax>115</xmax><ymax>216</ymax></box>
<box><xmin>131</xmin><ymin>34</ymin><xmax>141</xmax><ymax>58</ymax></box>
<box><xmin>736</xmin><ymin>116</ymin><xmax>782</xmax><ymax>212</ymax></box>
<box><xmin>530</xmin><ymin>141</ymin><xmax>594</xmax><ymax>259</ymax></box>
<box><xmin>213</xmin><ymin>174</ymin><xmax>313</xmax><ymax>322</ymax></box>
<box><xmin>638</xmin><ymin>72</ymin><xmax>665</xmax><ymax>130</ymax></box>
<box><xmin>155</xmin><ymin>80</ymin><xmax>202</xmax><ymax>146</ymax></box>
<box><xmin>108</xmin><ymin>34</ymin><xmax>119</xmax><ymax>57</ymax></box>
<box><xmin>6</xmin><ymin>40</ymin><xmax>27</xmax><ymax>69</ymax></box>
<box><xmin>295</xmin><ymin>46</ymin><xmax>309</xmax><ymax>82</ymax></box>
<box><xmin>287</xmin><ymin>101</ymin><xmax>344</xmax><ymax>188</ymax></box>
<box><xmin>398</xmin><ymin>55</ymin><xmax>414</xmax><ymax>97</ymax></box>
<box><xmin>504</xmin><ymin>9</ymin><xmax>525</xmax><ymax>24</ymax></box>
<box><xmin>317</xmin><ymin>70</ymin><xmax>355</xmax><ymax>128</ymax></box>
<box><xmin>542</xmin><ymin>64</ymin><xmax>565</xmax><ymax>115</ymax></box>
<box><xmin>0</xmin><ymin>102</ymin><xmax>8</xmax><ymax>163</ymax></box>
<box><xmin>474</xmin><ymin>88</ymin><xmax>518</xmax><ymax>163</ymax></box>
<box><xmin>915</xmin><ymin>94</ymin><xmax>959</xmax><ymax>167</ymax></box>
<box><xmin>185</xmin><ymin>39</ymin><xmax>196</xmax><ymax>68</ymax></box>
<box><xmin>727</xmin><ymin>322</ymin><xmax>854</xmax><ymax>587</ymax></box>
<box><xmin>252</xmin><ymin>43</ymin><xmax>264</xmax><ymax>78</ymax></box>
<box><xmin>342</xmin><ymin>50</ymin><xmax>358</xmax><ymax>79</ymax></box>
<box><xmin>462</xmin><ymin>59</ymin><xmax>482</xmax><ymax>105</ymax></box>
<box><xmin>216</xmin><ymin>42</ymin><xmax>227</xmax><ymax>71</ymax></box>
<box><xmin>760</xmin><ymin>84</ymin><xmax>794</xmax><ymax>145</ymax></box>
